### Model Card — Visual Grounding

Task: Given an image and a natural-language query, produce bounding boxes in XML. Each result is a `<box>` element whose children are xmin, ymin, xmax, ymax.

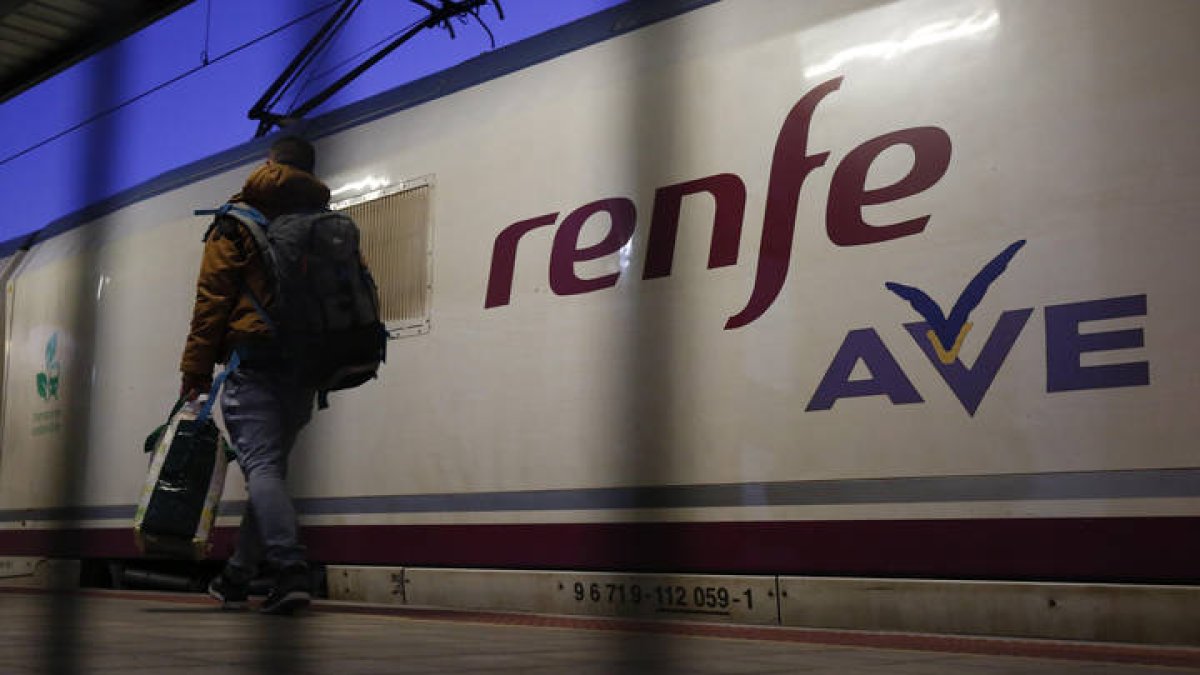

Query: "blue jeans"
<box><xmin>221</xmin><ymin>367</ymin><xmax>314</xmax><ymax>575</ymax></box>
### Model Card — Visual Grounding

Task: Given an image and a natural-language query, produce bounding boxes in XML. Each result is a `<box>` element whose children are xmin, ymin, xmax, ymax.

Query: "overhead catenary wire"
<box><xmin>290</xmin><ymin>16</ymin><xmax>431</xmax><ymax>107</ymax></box>
<box><xmin>0</xmin><ymin>0</ymin><xmax>343</xmax><ymax>170</ymax></box>
<box><xmin>1</xmin><ymin>0</ymin><xmax>505</xmax><ymax>164</ymax></box>
<box><xmin>201</xmin><ymin>0</ymin><xmax>213</xmax><ymax>66</ymax></box>
<box><xmin>248</xmin><ymin>0</ymin><xmax>364</xmax><ymax>137</ymax></box>
<box><xmin>301</xmin><ymin>0</ymin><xmax>506</xmax><ymax>97</ymax></box>
<box><xmin>251</xmin><ymin>0</ymin><xmax>503</xmax><ymax>137</ymax></box>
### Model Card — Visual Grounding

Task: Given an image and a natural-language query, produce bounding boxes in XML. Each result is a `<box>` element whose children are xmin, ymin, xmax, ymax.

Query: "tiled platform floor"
<box><xmin>2</xmin><ymin>588</ymin><xmax>1199</xmax><ymax>674</ymax></box>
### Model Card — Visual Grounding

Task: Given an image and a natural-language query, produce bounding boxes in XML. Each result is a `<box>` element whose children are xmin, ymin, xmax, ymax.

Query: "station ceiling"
<box><xmin>0</xmin><ymin>0</ymin><xmax>191</xmax><ymax>104</ymax></box>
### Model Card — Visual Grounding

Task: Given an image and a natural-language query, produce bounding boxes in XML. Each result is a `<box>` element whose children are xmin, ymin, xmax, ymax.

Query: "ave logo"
<box><xmin>806</xmin><ymin>241</ymin><xmax>1150</xmax><ymax>416</ymax></box>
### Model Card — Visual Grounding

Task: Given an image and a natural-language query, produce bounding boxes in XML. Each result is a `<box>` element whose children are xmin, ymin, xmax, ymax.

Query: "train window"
<box><xmin>334</xmin><ymin>177</ymin><xmax>433</xmax><ymax>337</ymax></box>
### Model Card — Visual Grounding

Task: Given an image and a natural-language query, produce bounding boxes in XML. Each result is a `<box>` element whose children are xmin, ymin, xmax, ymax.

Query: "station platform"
<box><xmin>3</xmin><ymin>587</ymin><xmax>1200</xmax><ymax>674</ymax></box>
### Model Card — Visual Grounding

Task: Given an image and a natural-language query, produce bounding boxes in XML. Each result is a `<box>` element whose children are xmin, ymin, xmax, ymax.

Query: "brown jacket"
<box><xmin>180</xmin><ymin>162</ymin><xmax>331</xmax><ymax>377</ymax></box>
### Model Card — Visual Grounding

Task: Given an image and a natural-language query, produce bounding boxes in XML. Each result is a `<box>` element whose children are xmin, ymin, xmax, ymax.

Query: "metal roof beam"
<box><xmin>0</xmin><ymin>0</ymin><xmax>193</xmax><ymax>104</ymax></box>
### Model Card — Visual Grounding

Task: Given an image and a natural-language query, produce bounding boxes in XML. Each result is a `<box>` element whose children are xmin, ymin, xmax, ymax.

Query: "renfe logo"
<box><xmin>484</xmin><ymin>76</ymin><xmax>952</xmax><ymax>328</ymax></box>
<box><xmin>483</xmin><ymin>76</ymin><xmax>1150</xmax><ymax>415</ymax></box>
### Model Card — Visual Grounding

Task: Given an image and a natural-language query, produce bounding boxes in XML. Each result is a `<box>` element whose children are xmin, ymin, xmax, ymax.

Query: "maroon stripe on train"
<box><xmin>1</xmin><ymin>518</ymin><xmax>1197</xmax><ymax>582</ymax></box>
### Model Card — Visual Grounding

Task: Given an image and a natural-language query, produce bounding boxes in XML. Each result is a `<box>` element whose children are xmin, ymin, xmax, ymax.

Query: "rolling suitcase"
<box><xmin>134</xmin><ymin>394</ymin><xmax>231</xmax><ymax>559</ymax></box>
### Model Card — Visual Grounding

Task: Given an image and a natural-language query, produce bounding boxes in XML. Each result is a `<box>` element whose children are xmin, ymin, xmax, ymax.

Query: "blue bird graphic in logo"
<box><xmin>885</xmin><ymin>240</ymin><xmax>1026</xmax><ymax>364</ymax></box>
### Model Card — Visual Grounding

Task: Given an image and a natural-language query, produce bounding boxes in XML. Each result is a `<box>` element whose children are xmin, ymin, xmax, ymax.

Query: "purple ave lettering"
<box><xmin>807</xmin><ymin>298</ymin><xmax>1148</xmax><ymax>416</ymax></box>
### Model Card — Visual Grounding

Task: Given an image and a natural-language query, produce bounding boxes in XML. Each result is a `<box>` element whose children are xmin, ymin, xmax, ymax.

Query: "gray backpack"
<box><xmin>212</xmin><ymin>203</ymin><xmax>387</xmax><ymax>407</ymax></box>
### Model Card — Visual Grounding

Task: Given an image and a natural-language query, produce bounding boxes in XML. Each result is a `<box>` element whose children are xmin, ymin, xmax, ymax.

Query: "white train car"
<box><xmin>2</xmin><ymin>0</ymin><xmax>1199</xmax><ymax>615</ymax></box>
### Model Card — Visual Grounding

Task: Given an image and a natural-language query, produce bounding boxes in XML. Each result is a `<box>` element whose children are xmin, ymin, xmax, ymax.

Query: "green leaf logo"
<box><xmin>36</xmin><ymin>332</ymin><xmax>61</xmax><ymax>402</ymax></box>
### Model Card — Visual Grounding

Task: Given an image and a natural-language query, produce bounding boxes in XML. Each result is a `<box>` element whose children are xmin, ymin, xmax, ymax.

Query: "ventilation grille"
<box><xmin>338</xmin><ymin>183</ymin><xmax>431</xmax><ymax>331</ymax></box>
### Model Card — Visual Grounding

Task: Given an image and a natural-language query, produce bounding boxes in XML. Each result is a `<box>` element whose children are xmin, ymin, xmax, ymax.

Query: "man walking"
<box><xmin>181</xmin><ymin>136</ymin><xmax>329</xmax><ymax>615</ymax></box>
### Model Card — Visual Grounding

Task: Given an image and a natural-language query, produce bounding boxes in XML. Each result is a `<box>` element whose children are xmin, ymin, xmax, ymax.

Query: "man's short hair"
<box><xmin>269</xmin><ymin>136</ymin><xmax>316</xmax><ymax>173</ymax></box>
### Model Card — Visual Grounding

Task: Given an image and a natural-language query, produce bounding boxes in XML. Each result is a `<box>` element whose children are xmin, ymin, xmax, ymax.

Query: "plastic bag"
<box><xmin>133</xmin><ymin>396</ymin><xmax>230</xmax><ymax>559</ymax></box>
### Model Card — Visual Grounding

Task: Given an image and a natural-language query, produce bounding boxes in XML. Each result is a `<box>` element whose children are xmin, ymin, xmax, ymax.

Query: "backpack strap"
<box><xmin>195</xmin><ymin>203</ymin><xmax>266</xmax><ymax>221</ymax></box>
<box><xmin>215</xmin><ymin>204</ymin><xmax>273</xmax><ymax>270</ymax></box>
<box><xmin>197</xmin><ymin>203</ymin><xmax>280</xmax><ymax>333</ymax></box>
<box><xmin>195</xmin><ymin>203</ymin><xmax>272</xmax><ymax>265</ymax></box>
<box><xmin>197</xmin><ymin>350</ymin><xmax>241</xmax><ymax>425</ymax></box>
<box><xmin>196</xmin><ymin>203</ymin><xmax>264</xmax><ymax>237</ymax></box>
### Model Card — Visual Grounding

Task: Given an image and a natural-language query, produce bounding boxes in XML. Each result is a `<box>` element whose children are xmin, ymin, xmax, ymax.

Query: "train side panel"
<box><xmin>1</xmin><ymin>0</ymin><xmax>1198</xmax><ymax>578</ymax></box>
<box><xmin>299</xmin><ymin>0</ymin><xmax>1199</xmax><ymax>508</ymax></box>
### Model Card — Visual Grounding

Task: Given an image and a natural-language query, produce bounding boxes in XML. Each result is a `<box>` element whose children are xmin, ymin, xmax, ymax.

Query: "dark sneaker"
<box><xmin>207</xmin><ymin>572</ymin><xmax>249</xmax><ymax>610</ymax></box>
<box><xmin>260</xmin><ymin>565</ymin><xmax>311</xmax><ymax>615</ymax></box>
